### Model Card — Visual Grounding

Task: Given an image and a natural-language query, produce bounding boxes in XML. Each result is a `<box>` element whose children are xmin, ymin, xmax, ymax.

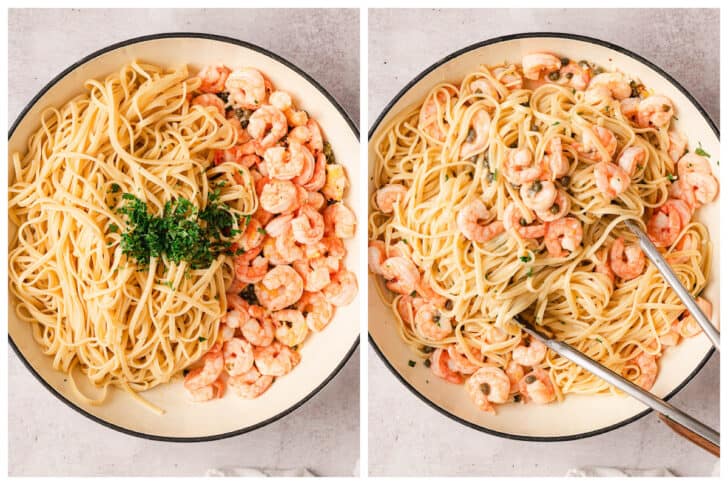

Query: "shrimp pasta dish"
<box><xmin>9</xmin><ymin>62</ymin><xmax>356</xmax><ymax>412</ymax></box>
<box><xmin>369</xmin><ymin>52</ymin><xmax>718</xmax><ymax>414</ymax></box>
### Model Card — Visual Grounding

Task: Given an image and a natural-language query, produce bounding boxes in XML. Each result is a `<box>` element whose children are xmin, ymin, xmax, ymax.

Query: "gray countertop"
<box><xmin>8</xmin><ymin>8</ymin><xmax>359</xmax><ymax>477</ymax></box>
<box><xmin>368</xmin><ymin>8</ymin><xmax>719</xmax><ymax>477</ymax></box>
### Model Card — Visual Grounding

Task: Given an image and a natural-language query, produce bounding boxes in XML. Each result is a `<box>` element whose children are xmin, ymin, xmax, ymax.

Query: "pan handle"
<box><xmin>658</xmin><ymin>413</ymin><xmax>720</xmax><ymax>457</ymax></box>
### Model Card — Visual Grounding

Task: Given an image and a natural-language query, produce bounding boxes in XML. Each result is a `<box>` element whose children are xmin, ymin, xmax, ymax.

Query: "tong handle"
<box><xmin>659</xmin><ymin>413</ymin><xmax>720</xmax><ymax>457</ymax></box>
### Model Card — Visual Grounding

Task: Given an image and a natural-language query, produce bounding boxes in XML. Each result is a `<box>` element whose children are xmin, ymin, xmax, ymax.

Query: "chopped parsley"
<box><xmin>109</xmin><ymin>183</ymin><xmax>122</xmax><ymax>193</ymax></box>
<box><xmin>695</xmin><ymin>142</ymin><xmax>711</xmax><ymax>158</ymax></box>
<box><xmin>198</xmin><ymin>337</ymin><xmax>207</xmax><ymax>342</ymax></box>
<box><xmin>116</xmin><ymin>192</ymin><xmax>238</xmax><ymax>269</ymax></box>
<box><xmin>240</xmin><ymin>284</ymin><xmax>260</xmax><ymax>305</ymax></box>
<box><xmin>552</xmin><ymin>121</ymin><xmax>560</xmax><ymax>126</ymax></box>
<box><xmin>323</xmin><ymin>141</ymin><xmax>336</xmax><ymax>164</ymax></box>
<box><xmin>667</xmin><ymin>174</ymin><xmax>677</xmax><ymax>182</ymax></box>
<box><xmin>519</xmin><ymin>255</ymin><xmax>531</xmax><ymax>263</ymax></box>
<box><xmin>526</xmin><ymin>267</ymin><xmax>534</xmax><ymax>278</ymax></box>
<box><xmin>256</xmin><ymin>227</ymin><xmax>267</xmax><ymax>235</ymax></box>
<box><xmin>408</xmin><ymin>360</ymin><xmax>416</xmax><ymax>367</ymax></box>
<box><xmin>108</xmin><ymin>223</ymin><xmax>119</xmax><ymax>233</ymax></box>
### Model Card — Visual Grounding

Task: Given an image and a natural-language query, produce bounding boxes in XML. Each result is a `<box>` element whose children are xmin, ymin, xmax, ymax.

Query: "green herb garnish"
<box><xmin>695</xmin><ymin>143</ymin><xmax>711</xmax><ymax>158</ymax></box>
<box><xmin>408</xmin><ymin>360</ymin><xmax>416</xmax><ymax>368</ymax></box>
<box><xmin>323</xmin><ymin>141</ymin><xmax>336</xmax><ymax>164</ymax></box>
<box><xmin>108</xmin><ymin>223</ymin><xmax>119</xmax><ymax>233</ymax></box>
<box><xmin>667</xmin><ymin>174</ymin><xmax>677</xmax><ymax>182</ymax></box>
<box><xmin>198</xmin><ymin>337</ymin><xmax>207</xmax><ymax>342</ymax></box>
<box><xmin>110</xmin><ymin>183</ymin><xmax>121</xmax><ymax>193</ymax></box>
<box><xmin>519</xmin><ymin>255</ymin><xmax>531</xmax><ymax>263</ymax></box>
<box><xmin>117</xmin><ymin>193</ymin><xmax>237</xmax><ymax>269</ymax></box>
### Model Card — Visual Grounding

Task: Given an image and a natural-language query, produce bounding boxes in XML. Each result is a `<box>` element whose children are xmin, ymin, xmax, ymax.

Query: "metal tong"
<box><xmin>514</xmin><ymin>316</ymin><xmax>720</xmax><ymax>456</ymax></box>
<box><xmin>624</xmin><ymin>219</ymin><xmax>720</xmax><ymax>350</ymax></box>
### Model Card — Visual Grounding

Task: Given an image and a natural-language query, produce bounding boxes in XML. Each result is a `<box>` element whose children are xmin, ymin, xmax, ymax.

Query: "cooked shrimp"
<box><xmin>234</xmin><ymin>247</ymin><xmax>268</xmax><ymax>284</ymax></box>
<box><xmin>415</xmin><ymin>281</ymin><xmax>448</xmax><ymax>308</ymax></box>
<box><xmin>518</xmin><ymin>368</ymin><xmax>556</xmax><ymax>404</ymax></box>
<box><xmin>430</xmin><ymin>347</ymin><xmax>463</xmax><ymax>384</ymax></box>
<box><xmin>259</xmin><ymin>179</ymin><xmax>299</xmax><ymax>213</ymax></box>
<box><xmin>456</xmin><ymin>199</ymin><xmax>505</xmax><ymax>243</ymax></box>
<box><xmin>492</xmin><ymin>64</ymin><xmax>524</xmax><ymax>90</ymax></box>
<box><xmin>505</xmin><ymin>361</ymin><xmax>525</xmax><ymax>393</ymax></box>
<box><xmin>637</xmin><ymin>95</ymin><xmax>674</xmax><ymax>129</ymax></box>
<box><xmin>619</xmin><ymin>97</ymin><xmax>641</xmax><ymax>124</ymax></box>
<box><xmin>521</xmin><ymin>53</ymin><xmax>561</xmax><ymax>80</ymax></box>
<box><xmin>298</xmin><ymin>291</ymin><xmax>334</xmax><ymax>332</ymax></box>
<box><xmin>197</xmin><ymin>65</ymin><xmax>231</xmax><ymax>93</ymax></box>
<box><xmin>446</xmin><ymin>344</ymin><xmax>481</xmax><ymax>375</ymax></box>
<box><xmin>254</xmin><ymin>341</ymin><xmax>301</xmax><ymax>377</ymax></box>
<box><xmin>306</xmin><ymin>119</ymin><xmax>324</xmax><ymax>154</ymax></box>
<box><xmin>469</xmin><ymin>78</ymin><xmax>498</xmax><ymax>98</ymax></box>
<box><xmin>302</xmin><ymin>152</ymin><xmax>327</xmax><ymax>192</ymax></box>
<box><xmin>556</xmin><ymin>61</ymin><xmax>591</xmax><ymax>91</ymax></box>
<box><xmin>535</xmin><ymin>190</ymin><xmax>571</xmax><ymax>222</ymax></box>
<box><xmin>228</xmin><ymin>367</ymin><xmax>273</xmax><ymax>399</ymax></box>
<box><xmin>544</xmin><ymin>217</ymin><xmax>583</xmax><ymax>257</ymax></box>
<box><xmin>503</xmin><ymin>148</ymin><xmax>542</xmax><ymax>185</ymax></box>
<box><xmin>675</xmin><ymin>297</ymin><xmax>713</xmax><ymax>338</ymax></box>
<box><xmin>255</xmin><ymin>265</ymin><xmax>304</xmax><ymax>311</ymax></box>
<box><xmin>222</xmin><ymin>338</ymin><xmax>255</xmax><ymax>376</ymax></box>
<box><xmin>414</xmin><ymin>303</ymin><xmax>453</xmax><ymax>341</ymax></box>
<box><xmin>375</xmin><ymin>184</ymin><xmax>408</xmax><ymax>213</ymax></box>
<box><xmin>288</xmin><ymin>125</ymin><xmax>311</xmax><ymax>144</ymax></box>
<box><xmin>465</xmin><ymin>366</ymin><xmax>510</xmax><ymax>413</ymax></box>
<box><xmin>543</xmin><ymin>136</ymin><xmax>569</xmax><ymax>179</ymax></box>
<box><xmin>381</xmin><ymin>256</ymin><xmax>420</xmax><ymax>295</ymax></box>
<box><xmin>225</xmin><ymin>67</ymin><xmax>268</xmax><ymax>110</ymax></box>
<box><xmin>322</xmin><ymin>269</ymin><xmax>358</xmax><ymax>306</ymax></box>
<box><xmin>264</xmin><ymin>213</ymin><xmax>294</xmax><ymax>238</ymax></box>
<box><xmin>272</xmin><ymin>309</ymin><xmax>308</xmax><ymax>347</ymax></box>
<box><xmin>322</xmin><ymin>164</ymin><xmax>348</xmax><ymax>202</ymax></box>
<box><xmin>184</xmin><ymin>349</ymin><xmax>224</xmax><ymax>391</ymax></box>
<box><xmin>682</xmin><ymin>171</ymin><xmax>719</xmax><ymax>207</ymax></box>
<box><xmin>512</xmin><ymin>337</ymin><xmax>547</xmax><ymax>367</ymax></box>
<box><xmin>666</xmin><ymin>232</ymin><xmax>698</xmax><ymax>265</ymax></box>
<box><xmin>503</xmin><ymin>202</ymin><xmax>546</xmax><ymax>239</ymax></box>
<box><xmin>418</xmin><ymin>90</ymin><xmax>451</xmax><ymax>141</ymax></box>
<box><xmin>236</xmin><ymin>219</ymin><xmax>262</xmax><ymax>252</ymax></box>
<box><xmin>274</xmin><ymin>225</ymin><xmax>304</xmax><ymax>263</ymax></box>
<box><xmin>594</xmin><ymin>162</ymin><xmax>630</xmax><ymax>198</ymax></box>
<box><xmin>191</xmin><ymin>94</ymin><xmax>225</xmax><ymax>117</ymax></box>
<box><xmin>586</xmin><ymin>72</ymin><xmax>631</xmax><ymax>101</ymax></box>
<box><xmin>368</xmin><ymin>240</ymin><xmax>386</xmax><ymax>275</ymax></box>
<box><xmin>576</xmin><ymin>126</ymin><xmax>618</xmax><ymax>162</ymax></box>
<box><xmin>520</xmin><ymin>180</ymin><xmax>558</xmax><ymax>212</ymax></box>
<box><xmin>241</xmin><ymin>313</ymin><xmax>275</xmax><ymax>347</ymax></box>
<box><xmin>594</xmin><ymin>247</ymin><xmax>615</xmax><ymax>285</ymax></box>
<box><xmin>289</xmin><ymin>142</ymin><xmax>316</xmax><ymax>183</ymax></box>
<box><xmin>609</xmin><ymin>237</ymin><xmax>645</xmax><ymax>280</ymax></box>
<box><xmin>617</xmin><ymin>146</ymin><xmax>645</xmax><ymax>176</ymax></box>
<box><xmin>668</xmin><ymin>130</ymin><xmax>688</xmax><ymax>162</ymax></box>
<box><xmin>647</xmin><ymin>199</ymin><xmax>691</xmax><ymax>247</ymax></box>
<box><xmin>323</xmin><ymin>203</ymin><xmax>356</xmax><ymax>239</ymax></box>
<box><xmin>677</xmin><ymin>153</ymin><xmax>712</xmax><ymax>177</ymax></box>
<box><xmin>186</xmin><ymin>377</ymin><xmax>226</xmax><ymax>402</ymax></box>
<box><xmin>264</xmin><ymin>146</ymin><xmax>303</xmax><ymax>181</ymax></box>
<box><xmin>293</xmin><ymin>258</ymin><xmax>331</xmax><ymax>292</ymax></box>
<box><xmin>291</xmin><ymin>205</ymin><xmax>325</xmax><ymax>244</ymax></box>
<box><xmin>248</xmin><ymin>105</ymin><xmax>287</xmax><ymax>149</ymax></box>
<box><xmin>395</xmin><ymin>294</ymin><xmax>425</xmax><ymax>326</ymax></box>
<box><xmin>632</xmin><ymin>352</ymin><xmax>658</xmax><ymax>390</ymax></box>
<box><xmin>460</xmin><ymin>109</ymin><xmax>492</xmax><ymax>158</ymax></box>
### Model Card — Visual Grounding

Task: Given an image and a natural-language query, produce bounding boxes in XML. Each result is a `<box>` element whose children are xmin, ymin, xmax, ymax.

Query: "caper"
<box><xmin>560</xmin><ymin>175</ymin><xmax>571</xmax><ymax>186</ymax></box>
<box><xmin>550</xmin><ymin>204</ymin><xmax>560</xmax><ymax>214</ymax></box>
<box><xmin>662</xmin><ymin>104</ymin><xmax>671</xmax><ymax>112</ymax></box>
<box><xmin>519</xmin><ymin>217</ymin><xmax>528</xmax><ymax>226</ymax></box>
<box><xmin>525</xmin><ymin>375</ymin><xmax>537</xmax><ymax>384</ymax></box>
<box><xmin>466</xmin><ymin>128</ymin><xmax>476</xmax><ymax>142</ymax></box>
<box><xmin>548</xmin><ymin>71</ymin><xmax>560</xmax><ymax>81</ymax></box>
<box><xmin>445</xmin><ymin>299</ymin><xmax>454</xmax><ymax>310</ymax></box>
<box><xmin>578</xmin><ymin>60</ymin><xmax>590</xmax><ymax>69</ymax></box>
<box><xmin>480</xmin><ymin>383</ymin><xmax>491</xmax><ymax>395</ymax></box>
<box><xmin>560</xmin><ymin>57</ymin><xmax>570</xmax><ymax>66</ymax></box>
<box><xmin>486</xmin><ymin>172</ymin><xmax>495</xmax><ymax>183</ymax></box>
<box><xmin>565</xmin><ymin>72</ymin><xmax>574</xmax><ymax>80</ymax></box>
<box><xmin>531</xmin><ymin>180</ymin><xmax>542</xmax><ymax>193</ymax></box>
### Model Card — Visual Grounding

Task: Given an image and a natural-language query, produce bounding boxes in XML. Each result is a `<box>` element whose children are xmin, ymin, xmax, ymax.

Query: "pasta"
<box><xmin>369</xmin><ymin>53</ymin><xmax>718</xmax><ymax>414</ymax></box>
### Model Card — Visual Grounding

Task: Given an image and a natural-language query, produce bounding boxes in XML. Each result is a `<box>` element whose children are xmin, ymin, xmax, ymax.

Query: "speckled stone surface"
<box><xmin>8</xmin><ymin>8</ymin><xmax>359</xmax><ymax>477</ymax></box>
<box><xmin>368</xmin><ymin>8</ymin><xmax>719</xmax><ymax>477</ymax></box>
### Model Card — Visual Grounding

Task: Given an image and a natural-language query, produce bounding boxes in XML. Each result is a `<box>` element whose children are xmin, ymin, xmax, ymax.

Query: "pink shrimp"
<box><xmin>323</xmin><ymin>203</ymin><xmax>356</xmax><ymax>239</ymax></box>
<box><xmin>184</xmin><ymin>349</ymin><xmax>224</xmax><ymax>391</ymax></box>
<box><xmin>191</xmin><ymin>94</ymin><xmax>225</xmax><ymax>117</ymax></box>
<box><xmin>512</xmin><ymin>337</ymin><xmax>547</xmax><ymax>367</ymax></box>
<box><xmin>503</xmin><ymin>148</ymin><xmax>542</xmax><ymax>185</ymax></box>
<box><xmin>241</xmin><ymin>312</ymin><xmax>275</xmax><ymax>347</ymax></box>
<box><xmin>456</xmin><ymin>199</ymin><xmax>505</xmax><ymax>243</ymax></box>
<box><xmin>303</xmin><ymin>152</ymin><xmax>327</xmax><ymax>192</ymax></box>
<box><xmin>222</xmin><ymin>337</ymin><xmax>255</xmax><ymax>376</ymax></box>
<box><xmin>430</xmin><ymin>347</ymin><xmax>463</xmax><ymax>384</ymax></box>
<box><xmin>272</xmin><ymin>309</ymin><xmax>308</xmax><ymax>347</ymax></box>
<box><xmin>322</xmin><ymin>269</ymin><xmax>357</xmax><ymax>307</ymax></box>
<box><xmin>521</xmin><ymin>52</ymin><xmax>561</xmax><ymax>80</ymax></box>
<box><xmin>503</xmin><ymin>202</ymin><xmax>546</xmax><ymax>239</ymax></box>
<box><xmin>460</xmin><ymin>109</ymin><xmax>492</xmax><ymax>158</ymax></box>
<box><xmin>234</xmin><ymin>247</ymin><xmax>268</xmax><ymax>284</ymax></box>
<box><xmin>197</xmin><ymin>65</ymin><xmax>231</xmax><ymax>93</ymax></box>
<box><xmin>264</xmin><ymin>146</ymin><xmax>304</xmax><ymax>181</ymax></box>
<box><xmin>255</xmin><ymin>265</ymin><xmax>304</xmax><ymax>311</ymax></box>
<box><xmin>259</xmin><ymin>180</ymin><xmax>299</xmax><ymax>214</ymax></box>
<box><xmin>465</xmin><ymin>366</ymin><xmax>511</xmax><ymax>414</ymax></box>
<box><xmin>594</xmin><ymin>162</ymin><xmax>631</xmax><ymax>198</ymax></box>
<box><xmin>617</xmin><ymin>146</ymin><xmax>645</xmax><ymax>176</ymax></box>
<box><xmin>632</xmin><ymin>352</ymin><xmax>658</xmax><ymax>390</ymax></box>
<box><xmin>647</xmin><ymin>199</ymin><xmax>691</xmax><ymax>247</ymax></box>
<box><xmin>609</xmin><ymin>237</ymin><xmax>645</xmax><ymax>280</ymax></box>
<box><xmin>254</xmin><ymin>342</ymin><xmax>301</xmax><ymax>377</ymax></box>
<box><xmin>291</xmin><ymin>205</ymin><xmax>325</xmax><ymax>244</ymax></box>
<box><xmin>446</xmin><ymin>344</ymin><xmax>481</xmax><ymax>375</ymax></box>
<box><xmin>414</xmin><ymin>303</ymin><xmax>453</xmax><ymax>341</ymax></box>
<box><xmin>247</xmin><ymin>105</ymin><xmax>287</xmax><ymax>149</ymax></box>
<box><xmin>637</xmin><ymin>95</ymin><xmax>674</xmax><ymax>129</ymax></box>
<box><xmin>535</xmin><ymin>190</ymin><xmax>570</xmax><ymax>222</ymax></box>
<box><xmin>518</xmin><ymin>368</ymin><xmax>556</xmax><ymax>404</ymax></box>
<box><xmin>298</xmin><ymin>291</ymin><xmax>334</xmax><ymax>332</ymax></box>
<box><xmin>544</xmin><ymin>217</ymin><xmax>583</xmax><ymax>257</ymax></box>
<box><xmin>381</xmin><ymin>256</ymin><xmax>420</xmax><ymax>295</ymax></box>
<box><xmin>225</xmin><ymin>67</ymin><xmax>268</xmax><ymax>109</ymax></box>
<box><xmin>228</xmin><ymin>367</ymin><xmax>273</xmax><ymax>399</ymax></box>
